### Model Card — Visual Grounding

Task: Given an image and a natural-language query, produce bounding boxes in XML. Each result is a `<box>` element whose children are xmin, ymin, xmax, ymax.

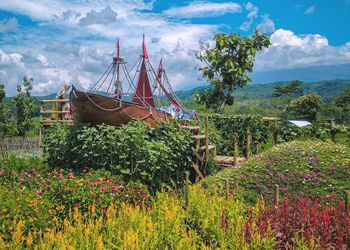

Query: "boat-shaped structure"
<box><xmin>70</xmin><ymin>87</ymin><xmax>171</xmax><ymax>127</ymax></box>
<box><xmin>70</xmin><ymin>35</ymin><xmax>193</xmax><ymax>127</ymax></box>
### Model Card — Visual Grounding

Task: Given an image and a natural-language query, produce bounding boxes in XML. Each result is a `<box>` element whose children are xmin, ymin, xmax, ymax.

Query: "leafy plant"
<box><xmin>195</xmin><ymin>30</ymin><xmax>270</xmax><ymax>112</ymax></box>
<box><xmin>272</xmin><ymin>80</ymin><xmax>304</xmax><ymax>98</ymax></box>
<box><xmin>204</xmin><ymin>114</ymin><xmax>271</xmax><ymax>156</ymax></box>
<box><xmin>44</xmin><ymin>120</ymin><xmax>193</xmax><ymax>192</ymax></box>
<box><xmin>11</xmin><ymin>76</ymin><xmax>36</xmax><ymax>136</ymax></box>
<box><xmin>0</xmin><ymin>85</ymin><xmax>11</xmax><ymax>137</ymax></box>
<box><xmin>284</xmin><ymin>93</ymin><xmax>323</xmax><ymax>122</ymax></box>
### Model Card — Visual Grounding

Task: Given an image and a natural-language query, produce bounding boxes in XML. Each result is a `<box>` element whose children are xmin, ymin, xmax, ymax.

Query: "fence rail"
<box><xmin>0</xmin><ymin>137</ymin><xmax>39</xmax><ymax>158</ymax></box>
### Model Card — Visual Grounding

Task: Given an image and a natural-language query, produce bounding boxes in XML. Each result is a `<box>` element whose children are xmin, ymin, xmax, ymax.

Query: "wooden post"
<box><xmin>345</xmin><ymin>190</ymin><xmax>350</xmax><ymax>213</ymax></box>
<box><xmin>330</xmin><ymin>120</ymin><xmax>336</xmax><ymax>143</ymax></box>
<box><xmin>233</xmin><ymin>133</ymin><xmax>238</xmax><ymax>167</ymax></box>
<box><xmin>272</xmin><ymin>129</ymin><xmax>277</xmax><ymax>146</ymax></box>
<box><xmin>246</xmin><ymin>128</ymin><xmax>251</xmax><ymax>159</ymax></box>
<box><xmin>275</xmin><ymin>184</ymin><xmax>279</xmax><ymax>208</ymax></box>
<box><xmin>185</xmin><ymin>171</ymin><xmax>190</xmax><ymax>210</ymax></box>
<box><xmin>225</xmin><ymin>178</ymin><xmax>230</xmax><ymax>200</ymax></box>
<box><xmin>255</xmin><ymin>141</ymin><xmax>260</xmax><ymax>155</ymax></box>
<box><xmin>38</xmin><ymin>101</ymin><xmax>43</xmax><ymax>158</ymax></box>
<box><xmin>205</xmin><ymin>113</ymin><xmax>209</xmax><ymax>162</ymax></box>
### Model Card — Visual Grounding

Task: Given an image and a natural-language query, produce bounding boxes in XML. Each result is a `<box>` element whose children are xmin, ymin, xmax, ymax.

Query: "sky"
<box><xmin>1</xmin><ymin>0</ymin><xmax>350</xmax><ymax>96</ymax></box>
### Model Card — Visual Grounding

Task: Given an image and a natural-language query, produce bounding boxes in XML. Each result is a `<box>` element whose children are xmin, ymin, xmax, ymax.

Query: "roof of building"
<box><xmin>288</xmin><ymin>120</ymin><xmax>312</xmax><ymax>127</ymax></box>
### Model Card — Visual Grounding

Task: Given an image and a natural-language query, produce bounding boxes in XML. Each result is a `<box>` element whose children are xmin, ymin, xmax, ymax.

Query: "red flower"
<box><xmin>75</xmin><ymin>203</ymin><xmax>81</xmax><ymax>208</ymax></box>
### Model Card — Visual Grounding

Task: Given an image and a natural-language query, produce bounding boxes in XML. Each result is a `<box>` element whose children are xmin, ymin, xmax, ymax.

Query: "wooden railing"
<box><xmin>38</xmin><ymin>98</ymin><xmax>74</xmax><ymax>156</ymax></box>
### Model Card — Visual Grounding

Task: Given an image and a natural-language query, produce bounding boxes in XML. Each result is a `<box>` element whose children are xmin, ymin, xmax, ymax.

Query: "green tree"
<box><xmin>284</xmin><ymin>93</ymin><xmax>323</xmax><ymax>122</ymax></box>
<box><xmin>335</xmin><ymin>89</ymin><xmax>350</xmax><ymax>122</ymax></box>
<box><xmin>194</xmin><ymin>30</ymin><xmax>270</xmax><ymax>112</ymax></box>
<box><xmin>0</xmin><ymin>85</ymin><xmax>11</xmax><ymax>137</ymax></box>
<box><xmin>12</xmin><ymin>76</ymin><xmax>36</xmax><ymax>136</ymax></box>
<box><xmin>272</xmin><ymin>80</ymin><xmax>304</xmax><ymax>98</ymax></box>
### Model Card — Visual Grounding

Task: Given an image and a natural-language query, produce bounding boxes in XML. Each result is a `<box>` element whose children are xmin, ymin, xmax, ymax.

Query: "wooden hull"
<box><xmin>70</xmin><ymin>88</ymin><xmax>171</xmax><ymax>127</ymax></box>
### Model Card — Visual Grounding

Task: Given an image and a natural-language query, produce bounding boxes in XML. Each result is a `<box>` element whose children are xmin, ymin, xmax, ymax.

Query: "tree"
<box><xmin>335</xmin><ymin>89</ymin><xmax>350</xmax><ymax>121</ymax></box>
<box><xmin>284</xmin><ymin>93</ymin><xmax>323</xmax><ymax>122</ymax></box>
<box><xmin>272</xmin><ymin>80</ymin><xmax>304</xmax><ymax>98</ymax></box>
<box><xmin>12</xmin><ymin>76</ymin><xmax>36</xmax><ymax>136</ymax></box>
<box><xmin>0</xmin><ymin>84</ymin><xmax>11</xmax><ymax>137</ymax></box>
<box><xmin>194</xmin><ymin>29</ymin><xmax>270</xmax><ymax>112</ymax></box>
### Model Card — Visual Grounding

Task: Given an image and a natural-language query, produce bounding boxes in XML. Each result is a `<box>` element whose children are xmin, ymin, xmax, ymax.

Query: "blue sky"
<box><xmin>1</xmin><ymin>0</ymin><xmax>350</xmax><ymax>95</ymax></box>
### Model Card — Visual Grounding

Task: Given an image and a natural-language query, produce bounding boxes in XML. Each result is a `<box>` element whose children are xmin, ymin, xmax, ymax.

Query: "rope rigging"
<box><xmin>83</xmin><ymin>36</ymin><xmax>186</xmax><ymax>117</ymax></box>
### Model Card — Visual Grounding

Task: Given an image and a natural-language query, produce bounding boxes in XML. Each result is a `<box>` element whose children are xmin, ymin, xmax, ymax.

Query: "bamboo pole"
<box><xmin>255</xmin><ymin>141</ymin><xmax>260</xmax><ymax>155</ymax></box>
<box><xmin>185</xmin><ymin>171</ymin><xmax>190</xmax><ymax>210</ymax></box>
<box><xmin>225</xmin><ymin>178</ymin><xmax>230</xmax><ymax>200</ymax></box>
<box><xmin>205</xmin><ymin>113</ymin><xmax>209</xmax><ymax>162</ymax></box>
<box><xmin>272</xmin><ymin>121</ymin><xmax>278</xmax><ymax>146</ymax></box>
<box><xmin>246</xmin><ymin>128</ymin><xmax>251</xmax><ymax>159</ymax></box>
<box><xmin>38</xmin><ymin>101</ymin><xmax>43</xmax><ymax>158</ymax></box>
<box><xmin>330</xmin><ymin>120</ymin><xmax>336</xmax><ymax>143</ymax></box>
<box><xmin>233</xmin><ymin>133</ymin><xmax>238</xmax><ymax>167</ymax></box>
<box><xmin>275</xmin><ymin>184</ymin><xmax>279</xmax><ymax>208</ymax></box>
<box><xmin>345</xmin><ymin>190</ymin><xmax>350</xmax><ymax>213</ymax></box>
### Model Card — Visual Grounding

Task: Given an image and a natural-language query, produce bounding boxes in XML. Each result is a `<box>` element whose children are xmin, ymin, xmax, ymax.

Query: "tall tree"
<box><xmin>0</xmin><ymin>84</ymin><xmax>11</xmax><ymax>137</ymax></box>
<box><xmin>272</xmin><ymin>80</ymin><xmax>304</xmax><ymax>98</ymax></box>
<box><xmin>335</xmin><ymin>89</ymin><xmax>350</xmax><ymax>122</ymax></box>
<box><xmin>284</xmin><ymin>93</ymin><xmax>323</xmax><ymax>122</ymax></box>
<box><xmin>12</xmin><ymin>76</ymin><xmax>36</xmax><ymax>136</ymax></box>
<box><xmin>194</xmin><ymin>29</ymin><xmax>270</xmax><ymax>112</ymax></box>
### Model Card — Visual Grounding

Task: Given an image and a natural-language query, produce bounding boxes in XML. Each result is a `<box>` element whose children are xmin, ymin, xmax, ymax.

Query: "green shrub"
<box><xmin>204</xmin><ymin>114</ymin><xmax>272</xmax><ymax>155</ymax></box>
<box><xmin>44</xmin><ymin>120</ymin><xmax>193</xmax><ymax>192</ymax></box>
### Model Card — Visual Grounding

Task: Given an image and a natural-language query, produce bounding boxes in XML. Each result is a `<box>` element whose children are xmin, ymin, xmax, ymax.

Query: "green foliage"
<box><xmin>11</xmin><ymin>76</ymin><xmax>36</xmax><ymax>136</ymax></box>
<box><xmin>204</xmin><ymin>114</ymin><xmax>271</xmax><ymax>155</ymax></box>
<box><xmin>284</xmin><ymin>93</ymin><xmax>323</xmax><ymax>121</ymax></box>
<box><xmin>44</xmin><ymin>121</ymin><xmax>193</xmax><ymax>192</ymax></box>
<box><xmin>204</xmin><ymin>140</ymin><xmax>350</xmax><ymax>204</ymax></box>
<box><xmin>272</xmin><ymin>80</ymin><xmax>304</xmax><ymax>98</ymax></box>
<box><xmin>335</xmin><ymin>89</ymin><xmax>350</xmax><ymax>122</ymax></box>
<box><xmin>195</xmin><ymin>30</ymin><xmax>270</xmax><ymax>112</ymax></box>
<box><xmin>0</xmin><ymin>85</ymin><xmax>11</xmax><ymax>137</ymax></box>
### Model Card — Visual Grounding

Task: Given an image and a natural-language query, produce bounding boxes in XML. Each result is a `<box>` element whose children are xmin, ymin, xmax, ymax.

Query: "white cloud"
<box><xmin>79</xmin><ymin>6</ymin><xmax>118</xmax><ymax>26</ymax></box>
<box><xmin>257</xmin><ymin>14</ymin><xmax>275</xmax><ymax>34</ymax></box>
<box><xmin>239</xmin><ymin>2</ymin><xmax>258</xmax><ymax>31</ymax></box>
<box><xmin>36</xmin><ymin>54</ymin><xmax>49</xmax><ymax>66</ymax></box>
<box><xmin>0</xmin><ymin>0</ymin><xmax>217</xmax><ymax>95</ymax></box>
<box><xmin>0</xmin><ymin>49</ymin><xmax>24</xmax><ymax>67</ymax></box>
<box><xmin>304</xmin><ymin>6</ymin><xmax>315</xmax><ymax>14</ymax></box>
<box><xmin>1</xmin><ymin>1</ymin><xmax>350</xmax><ymax>96</ymax></box>
<box><xmin>245</xmin><ymin>2</ymin><xmax>259</xmax><ymax>19</ymax></box>
<box><xmin>163</xmin><ymin>2</ymin><xmax>241</xmax><ymax>18</ymax></box>
<box><xmin>0</xmin><ymin>17</ymin><xmax>18</xmax><ymax>32</ymax></box>
<box><xmin>255</xmin><ymin>29</ymin><xmax>350</xmax><ymax>71</ymax></box>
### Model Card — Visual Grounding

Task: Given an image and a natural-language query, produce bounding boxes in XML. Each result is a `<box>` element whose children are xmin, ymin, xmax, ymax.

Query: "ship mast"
<box><xmin>113</xmin><ymin>38</ymin><xmax>122</xmax><ymax>97</ymax></box>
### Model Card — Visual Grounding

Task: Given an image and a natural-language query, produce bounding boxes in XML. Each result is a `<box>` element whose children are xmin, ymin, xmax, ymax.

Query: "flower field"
<box><xmin>204</xmin><ymin>140</ymin><xmax>350</xmax><ymax>204</ymax></box>
<box><xmin>1</xmin><ymin>140</ymin><xmax>350</xmax><ymax>249</ymax></box>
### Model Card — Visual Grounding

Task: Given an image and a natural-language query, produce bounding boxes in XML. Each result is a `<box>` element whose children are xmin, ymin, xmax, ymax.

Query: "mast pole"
<box><xmin>116</xmin><ymin>38</ymin><xmax>120</xmax><ymax>97</ymax></box>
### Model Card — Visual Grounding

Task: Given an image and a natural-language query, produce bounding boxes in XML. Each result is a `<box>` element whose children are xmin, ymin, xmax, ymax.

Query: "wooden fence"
<box><xmin>0</xmin><ymin>137</ymin><xmax>39</xmax><ymax>158</ymax></box>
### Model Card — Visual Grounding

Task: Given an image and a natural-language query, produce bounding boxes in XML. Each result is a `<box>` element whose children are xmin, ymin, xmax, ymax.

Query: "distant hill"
<box><xmin>176</xmin><ymin>79</ymin><xmax>350</xmax><ymax>102</ymax></box>
<box><xmin>4</xmin><ymin>80</ymin><xmax>350</xmax><ymax>103</ymax></box>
